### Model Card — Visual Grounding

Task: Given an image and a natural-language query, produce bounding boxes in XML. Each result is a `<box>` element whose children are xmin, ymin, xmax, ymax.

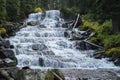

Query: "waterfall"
<box><xmin>8</xmin><ymin>10</ymin><xmax>118</xmax><ymax>69</ymax></box>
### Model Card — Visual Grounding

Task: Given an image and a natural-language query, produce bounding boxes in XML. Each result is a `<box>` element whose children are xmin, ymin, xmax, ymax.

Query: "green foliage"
<box><xmin>0</xmin><ymin>28</ymin><xmax>6</xmax><ymax>35</ymax></box>
<box><xmin>6</xmin><ymin>0</ymin><xmax>20</xmax><ymax>21</ymax></box>
<box><xmin>34</xmin><ymin>7</ymin><xmax>43</xmax><ymax>13</ymax></box>
<box><xmin>98</xmin><ymin>20</ymin><xmax>112</xmax><ymax>35</ymax></box>
<box><xmin>106</xmin><ymin>48</ymin><xmax>120</xmax><ymax>57</ymax></box>
<box><xmin>103</xmin><ymin>34</ymin><xmax>120</xmax><ymax>49</ymax></box>
<box><xmin>90</xmin><ymin>37</ymin><xmax>98</xmax><ymax>43</ymax></box>
<box><xmin>66</xmin><ymin>7</ymin><xmax>80</xmax><ymax>13</ymax></box>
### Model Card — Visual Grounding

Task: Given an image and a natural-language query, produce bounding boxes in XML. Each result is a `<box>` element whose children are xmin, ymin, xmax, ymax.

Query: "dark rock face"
<box><xmin>0</xmin><ymin>37</ymin><xmax>17</xmax><ymax>68</ymax></box>
<box><xmin>0</xmin><ymin>49</ymin><xmax>15</xmax><ymax>59</ymax></box>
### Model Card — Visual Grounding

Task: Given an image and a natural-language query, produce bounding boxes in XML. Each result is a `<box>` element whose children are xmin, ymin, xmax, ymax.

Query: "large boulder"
<box><xmin>4</xmin><ymin>58</ymin><xmax>17</xmax><ymax>67</ymax></box>
<box><xmin>0</xmin><ymin>49</ymin><xmax>15</xmax><ymax>59</ymax></box>
<box><xmin>0</xmin><ymin>40</ymin><xmax>10</xmax><ymax>48</ymax></box>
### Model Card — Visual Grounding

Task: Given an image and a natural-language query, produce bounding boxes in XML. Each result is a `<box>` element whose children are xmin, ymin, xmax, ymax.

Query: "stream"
<box><xmin>8</xmin><ymin>10</ymin><xmax>120</xmax><ymax>79</ymax></box>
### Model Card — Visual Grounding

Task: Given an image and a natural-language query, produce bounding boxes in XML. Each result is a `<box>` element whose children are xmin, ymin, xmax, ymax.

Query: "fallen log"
<box><xmin>83</xmin><ymin>40</ymin><xmax>103</xmax><ymax>49</ymax></box>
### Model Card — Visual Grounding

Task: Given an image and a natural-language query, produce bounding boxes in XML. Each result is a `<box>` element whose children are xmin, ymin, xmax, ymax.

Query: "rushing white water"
<box><xmin>9</xmin><ymin>10</ymin><xmax>118</xmax><ymax>69</ymax></box>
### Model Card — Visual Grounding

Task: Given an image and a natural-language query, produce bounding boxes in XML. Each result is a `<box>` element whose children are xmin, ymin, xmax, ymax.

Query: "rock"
<box><xmin>2</xmin><ymin>40</ymin><xmax>11</xmax><ymax>48</ymax></box>
<box><xmin>41</xmin><ymin>50</ymin><xmax>55</xmax><ymax>55</ymax></box>
<box><xmin>39</xmin><ymin>57</ymin><xmax>44</xmax><ymax>66</ymax></box>
<box><xmin>4</xmin><ymin>58</ymin><xmax>17</xmax><ymax>67</ymax></box>
<box><xmin>56</xmin><ymin>41</ymin><xmax>67</xmax><ymax>48</ymax></box>
<box><xmin>0</xmin><ymin>70</ymin><xmax>14</xmax><ymax>80</ymax></box>
<box><xmin>64</xmin><ymin>31</ymin><xmax>69</xmax><ymax>37</ymax></box>
<box><xmin>39</xmin><ymin>25</ymin><xmax>46</xmax><ymax>28</ymax></box>
<box><xmin>75</xmin><ymin>41</ymin><xmax>87</xmax><ymax>50</ymax></box>
<box><xmin>93</xmin><ymin>51</ymin><xmax>105</xmax><ymax>59</ymax></box>
<box><xmin>32</xmin><ymin>44</ymin><xmax>48</xmax><ymax>51</ymax></box>
<box><xmin>10</xmin><ymin>45</ymin><xmax>14</xmax><ymax>49</ymax></box>
<box><xmin>27</xmin><ymin>21</ymin><xmax>36</xmax><ymax>26</ymax></box>
<box><xmin>45</xmin><ymin>70</ymin><xmax>54</xmax><ymax>80</ymax></box>
<box><xmin>22</xmin><ymin>66</ymin><xmax>30</xmax><ymax>70</ymax></box>
<box><xmin>0</xmin><ymin>49</ymin><xmax>15</xmax><ymax>59</ymax></box>
<box><xmin>114</xmin><ymin>58</ymin><xmax>120</xmax><ymax>66</ymax></box>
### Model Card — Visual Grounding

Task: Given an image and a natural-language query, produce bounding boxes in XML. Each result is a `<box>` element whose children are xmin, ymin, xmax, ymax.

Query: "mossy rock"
<box><xmin>105</xmin><ymin>48</ymin><xmax>120</xmax><ymax>57</ymax></box>
<box><xmin>0</xmin><ymin>28</ymin><xmax>6</xmax><ymax>35</ymax></box>
<box><xmin>34</xmin><ymin>7</ymin><xmax>43</xmax><ymax>13</ymax></box>
<box><xmin>45</xmin><ymin>70</ymin><xmax>54</xmax><ymax>80</ymax></box>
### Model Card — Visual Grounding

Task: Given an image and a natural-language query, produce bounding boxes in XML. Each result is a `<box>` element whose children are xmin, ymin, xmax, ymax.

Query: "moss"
<box><xmin>34</xmin><ymin>7</ymin><xmax>43</xmax><ymax>13</ymax></box>
<box><xmin>45</xmin><ymin>70</ymin><xmax>54</xmax><ymax>80</ymax></box>
<box><xmin>106</xmin><ymin>48</ymin><xmax>120</xmax><ymax>57</ymax></box>
<box><xmin>0</xmin><ymin>28</ymin><xmax>6</xmax><ymax>35</ymax></box>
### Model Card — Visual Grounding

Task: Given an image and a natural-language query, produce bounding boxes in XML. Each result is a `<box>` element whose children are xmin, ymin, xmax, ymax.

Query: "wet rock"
<box><xmin>41</xmin><ymin>50</ymin><xmax>55</xmax><ymax>55</ymax></box>
<box><xmin>64</xmin><ymin>31</ymin><xmax>69</xmax><ymax>37</ymax></box>
<box><xmin>114</xmin><ymin>58</ymin><xmax>120</xmax><ymax>66</ymax></box>
<box><xmin>93</xmin><ymin>51</ymin><xmax>105</xmax><ymax>59</ymax></box>
<box><xmin>75</xmin><ymin>41</ymin><xmax>87</xmax><ymax>50</ymax></box>
<box><xmin>0</xmin><ymin>40</ymin><xmax>11</xmax><ymax>48</ymax></box>
<box><xmin>39</xmin><ymin>25</ymin><xmax>46</xmax><ymax>28</ymax></box>
<box><xmin>27</xmin><ymin>21</ymin><xmax>36</xmax><ymax>26</ymax></box>
<box><xmin>32</xmin><ymin>44</ymin><xmax>48</xmax><ymax>51</ymax></box>
<box><xmin>0</xmin><ymin>49</ymin><xmax>15</xmax><ymax>59</ymax></box>
<box><xmin>0</xmin><ymin>70</ymin><xmax>14</xmax><ymax>80</ymax></box>
<box><xmin>4</xmin><ymin>58</ymin><xmax>17</xmax><ymax>67</ymax></box>
<box><xmin>22</xmin><ymin>66</ymin><xmax>30</xmax><ymax>70</ymax></box>
<box><xmin>39</xmin><ymin>57</ymin><xmax>44</xmax><ymax>66</ymax></box>
<box><xmin>56</xmin><ymin>41</ymin><xmax>67</xmax><ymax>48</ymax></box>
<box><xmin>45</xmin><ymin>70</ymin><xmax>54</xmax><ymax>80</ymax></box>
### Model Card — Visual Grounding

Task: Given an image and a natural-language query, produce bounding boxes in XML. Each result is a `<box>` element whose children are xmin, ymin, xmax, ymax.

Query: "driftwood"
<box><xmin>83</xmin><ymin>40</ymin><xmax>103</xmax><ymax>49</ymax></box>
<box><xmin>73</xmin><ymin>14</ymin><xmax>80</xmax><ymax>29</ymax></box>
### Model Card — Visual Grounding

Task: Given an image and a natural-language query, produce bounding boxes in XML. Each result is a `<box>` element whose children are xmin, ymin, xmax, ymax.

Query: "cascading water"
<box><xmin>9</xmin><ymin>10</ymin><xmax>119</xmax><ymax>69</ymax></box>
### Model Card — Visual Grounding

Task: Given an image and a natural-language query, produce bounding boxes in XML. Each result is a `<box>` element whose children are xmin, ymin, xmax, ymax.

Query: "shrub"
<box><xmin>98</xmin><ymin>20</ymin><xmax>112</xmax><ymax>35</ymax></box>
<box><xmin>106</xmin><ymin>48</ymin><xmax>120</xmax><ymax>57</ymax></box>
<box><xmin>103</xmin><ymin>34</ymin><xmax>120</xmax><ymax>49</ymax></box>
<box><xmin>90</xmin><ymin>37</ymin><xmax>98</xmax><ymax>43</ymax></box>
<box><xmin>34</xmin><ymin>7</ymin><xmax>43</xmax><ymax>13</ymax></box>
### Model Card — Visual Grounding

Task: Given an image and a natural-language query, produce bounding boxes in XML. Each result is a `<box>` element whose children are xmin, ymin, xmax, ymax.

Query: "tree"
<box><xmin>0</xmin><ymin>0</ymin><xmax>7</xmax><ymax>21</ymax></box>
<box><xmin>6</xmin><ymin>0</ymin><xmax>20</xmax><ymax>21</ymax></box>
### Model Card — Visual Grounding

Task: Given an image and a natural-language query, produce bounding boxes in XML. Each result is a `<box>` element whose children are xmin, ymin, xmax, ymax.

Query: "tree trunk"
<box><xmin>112</xmin><ymin>15</ymin><xmax>120</xmax><ymax>34</ymax></box>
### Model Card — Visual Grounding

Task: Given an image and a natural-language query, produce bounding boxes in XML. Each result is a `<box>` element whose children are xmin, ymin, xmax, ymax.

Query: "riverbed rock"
<box><xmin>93</xmin><ymin>51</ymin><xmax>105</xmax><ymax>59</ymax></box>
<box><xmin>39</xmin><ymin>57</ymin><xmax>44</xmax><ymax>66</ymax></box>
<box><xmin>4</xmin><ymin>58</ymin><xmax>17</xmax><ymax>67</ymax></box>
<box><xmin>1</xmin><ymin>40</ymin><xmax>11</xmax><ymax>48</ymax></box>
<box><xmin>0</xmin><ymin>49</ymin><xmax>15</xmax><ymax>59</ymax></box>
<box><xmin>32</xmin><ymin>44</ymin><xmax>48</xmax><ymax>51</ymax></box>
<box><xmin>0</xmin><ymin>70</ymin><xmax>14</xmax><ymax>80</ymax></box>
<box><xmin>27</xmin><ymin>21</ymin><xmax>36</xmax><ymax>26</ymax></box>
